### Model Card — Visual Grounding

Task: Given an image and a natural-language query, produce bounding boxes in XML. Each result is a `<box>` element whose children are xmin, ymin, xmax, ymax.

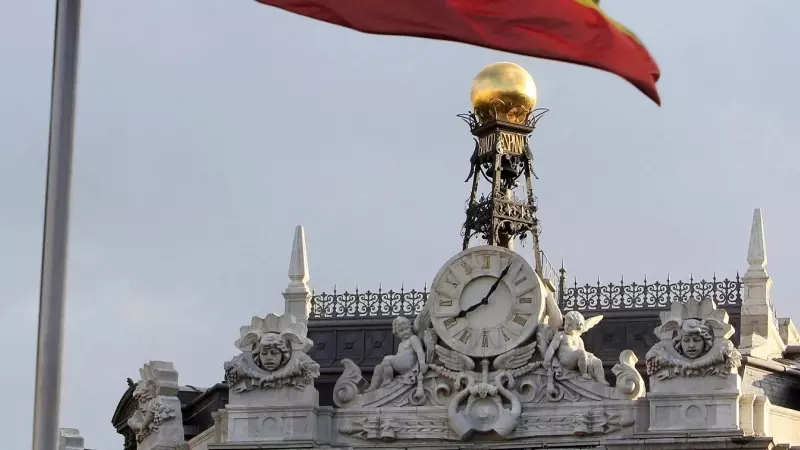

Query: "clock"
<box><xmin>429</xmin><ymin>245</ymin><xmax>545</xmax><ymax>358</ymax></box>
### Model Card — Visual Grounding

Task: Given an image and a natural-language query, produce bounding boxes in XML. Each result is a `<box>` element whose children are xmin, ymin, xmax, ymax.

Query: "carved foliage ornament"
<box><xmin>127</xmin><ymin>364</ymin><xmax>177</xmax><ymax>443</ymax></box>
<box><xmin>645</xmin><ymin>296</ymin><xmax>742</xmax><ymax>379</ymax></box>
<box><xmin>224</xmin><ymin>313</ymin><xmax>320</xmax><ymax>393</ymax></box>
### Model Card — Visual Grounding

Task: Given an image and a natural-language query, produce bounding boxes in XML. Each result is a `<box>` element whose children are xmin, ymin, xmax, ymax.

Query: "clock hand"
<box><xmin>455</xmin><ymin>261</ymin><xmax>514</xmax><ymax>319</ymax></box>
<box><xmin>483</xmin><ymin>261</ymin><xmax>514</xmax><ymax>301</ymax></box>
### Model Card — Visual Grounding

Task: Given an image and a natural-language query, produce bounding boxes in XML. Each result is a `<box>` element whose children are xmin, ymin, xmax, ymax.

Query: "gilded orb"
<box><xmin>470</xmin><ymin>62</ymin><xmax>538</xmax><ymax>125</ymax></box>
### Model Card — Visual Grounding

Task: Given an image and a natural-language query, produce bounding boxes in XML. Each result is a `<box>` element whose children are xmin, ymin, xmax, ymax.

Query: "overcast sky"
<box><xmin>2</xmin><ymin>1</ymin><xmax>799</xmax><ymax>448</ymax></box>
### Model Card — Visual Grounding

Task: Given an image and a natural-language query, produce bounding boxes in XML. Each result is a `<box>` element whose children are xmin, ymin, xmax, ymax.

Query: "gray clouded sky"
<box><xmin>2</xmin><ymin>1</ymin><xmax>798</xmax><ymax>448</ymax></box>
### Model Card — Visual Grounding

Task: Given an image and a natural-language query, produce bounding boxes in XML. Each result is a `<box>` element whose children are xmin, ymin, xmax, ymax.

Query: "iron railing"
<box><xmin>538</xmin><ymin>250</ymin><xmax>559</xmax><ymax>292</ymax></box>
<box><xmin>309</xmin><ymin>287</ymin><xmax>426</xmax><ymax>319</ymax></box>
<box><xmin>308</xmin><ymin>274</ymin><xmax>743</xmax><ymax>320</ymax></box>
<box><xmin>560</xmin><ymin>274</ymin><xmax>742</xmax><ymax>312</ymax></box>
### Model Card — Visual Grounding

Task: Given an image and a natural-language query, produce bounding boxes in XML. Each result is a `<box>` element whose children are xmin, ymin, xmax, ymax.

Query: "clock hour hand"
<box><xmin>454</xmin><ymin>261</ymin><xmax>514</xmax><ymax>319</ymax></box>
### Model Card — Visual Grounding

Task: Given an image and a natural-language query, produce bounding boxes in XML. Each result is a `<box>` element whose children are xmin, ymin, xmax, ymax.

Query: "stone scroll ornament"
<box><xmin>127</xmin><ymin>363</ymin><xmax>178</xmax><ymax>444</ymax></box>
<box><xmin>224</xmin><ymin>312</ymin><xmax>320</xmax><ymax>393</ymax></box>
<box><xmin>645</xmin><ymin>296</ymin><xmax>742</xmax><ymax>379</ymax></box>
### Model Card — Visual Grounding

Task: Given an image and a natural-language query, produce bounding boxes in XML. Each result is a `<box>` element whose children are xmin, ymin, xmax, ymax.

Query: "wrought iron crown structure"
<box><xmin>459</xmin><ymin>108</ymin><xmax>549</xmax><ymax>274</ymax></box>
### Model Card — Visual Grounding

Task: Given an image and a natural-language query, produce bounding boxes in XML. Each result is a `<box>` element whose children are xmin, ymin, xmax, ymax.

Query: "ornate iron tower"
<box><xmin>459</xmin><ymin>62</ymin><xmax>547</xmax><ymax>274</ymax></box>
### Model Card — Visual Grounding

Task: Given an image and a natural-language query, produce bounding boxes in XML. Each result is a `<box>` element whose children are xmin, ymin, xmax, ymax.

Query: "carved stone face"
<box><xmin>256</xmin><ymin>333</ymin><xmax>290</xmax><ymax>372</ymax></box>
<box><xmin>259</xmin><ymin>346</ymin><xmax>284</xmax><ymax>371</ymax></box>
<box><xmin>564</xmin><ymin>311</ymin><xmax>584</xmax><ymax>335</ymax></box>
<box><xmin>680</xmin><ymin>333</ymin><xmax>704</xmax><ymax>359</ymax></box>
<box><xmin>675</xmin><ymin>318</ymin><xmax>713</xmax><ymax>359</ymax></box>
<box><xmin>392</xmin><ymin>317</ymin><xmax>412</xmax><ymax>340</ymax></box>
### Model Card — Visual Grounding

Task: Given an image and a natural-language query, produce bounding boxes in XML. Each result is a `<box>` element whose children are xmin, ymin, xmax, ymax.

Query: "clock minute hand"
<box><xmin>455</xmin><ymin>262</ymin><xmax>514</xmax><ymax>319</ymax></box>
<box><xmin>483</xmin><ymin>261</ymin><xmax>514</xmax><ymax>301</ymax></box>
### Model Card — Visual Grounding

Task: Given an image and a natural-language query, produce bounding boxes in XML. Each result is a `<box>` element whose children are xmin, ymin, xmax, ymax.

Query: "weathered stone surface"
<box><xmin>59</xmin><ymin>428</ymin><xmax>84</xmax><ymax>450</ymax></box>
<box><xmin>224</xmin><ymin>405</ymin><xmax>333</xmax><ymax>443</ymax></box>
<box><xmin>648</xmin><ymin>374</ymin><xmax>741</xmax><ymax>432</ymax></box>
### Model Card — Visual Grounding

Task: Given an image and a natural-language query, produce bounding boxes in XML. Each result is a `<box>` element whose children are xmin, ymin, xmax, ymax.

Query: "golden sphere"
<box><xmin>470</xmin><ymin>62</ymin><xmax>538</xmax><ymax>125</ymax></box>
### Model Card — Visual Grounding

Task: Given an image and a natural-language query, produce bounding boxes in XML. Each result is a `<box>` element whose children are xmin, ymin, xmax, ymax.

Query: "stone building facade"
<box><xmin>62</xmin><ymin>64</ymin><xmax>800</xmax><ymax>450</ymax></box>
<box><xmin>83</xmin><ymin>209</ymin><xmax>800</xmax><ymax>450</ymax></box>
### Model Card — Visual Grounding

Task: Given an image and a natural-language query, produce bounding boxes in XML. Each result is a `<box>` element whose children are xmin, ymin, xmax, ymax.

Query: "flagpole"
<box><xmin>32</xmin><ymin>1</ymin><xmax>81</xmax><ymax>449</ymax></box>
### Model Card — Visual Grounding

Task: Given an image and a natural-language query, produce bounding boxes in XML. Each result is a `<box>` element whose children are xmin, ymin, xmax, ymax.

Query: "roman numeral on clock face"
<box><xmin>512</xmin><ymin>314</ymin><xmax>527</xmax><ymax>326</ymax></box>
<box><xmin>443</xmin><ymin>317</ymin><xmax>458</xmax><ymax>329</ymax></box>
<box><xmin>458</xmin><ymin>328</ymin><xmax>473</xmax><ymax>344</ymax></box>
<box><xmin>444</xmin><ymin>273</ymin><xmax>459</xmax><ymax>288</ymax></box>
<box><xmin>481</xmin><ymin>332</ymin><xmax>489</xmax><ymax>348</ymax></box>
<box><xmin>520</xmin><ymin>296</ymin><xmax>533</xmax><ymax>304</ymax></box>
<box><xmin>439</xmin><ymin>297</ymin><xmax>453</xmax><ymax>307</ymax></box>
<box><xmin>514</xmin><ymin>276</ymin><xmax>527</xmax><ymax>286</ymax></box>
<box><xmin>500</xmin><ymin>327</ymin><xmax>512</xmax><ymax>342</ymax></box>
<box><xmin>482</xmin><ymin>255</ymin><xmax>491</xmax><ymax>269</ymax></box>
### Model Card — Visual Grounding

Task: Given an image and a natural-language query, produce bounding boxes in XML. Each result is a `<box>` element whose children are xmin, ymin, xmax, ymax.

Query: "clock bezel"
<box><xmin>428</xmin><ymin>245</ymin><xmax>545</xmax><ymax>358</ymax></box>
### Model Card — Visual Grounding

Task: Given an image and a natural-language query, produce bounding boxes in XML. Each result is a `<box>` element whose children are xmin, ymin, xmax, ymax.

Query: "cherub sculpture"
<box><xmin>646</xmin><ymin>296</ymin><xmax>741</xmax><ymax>379</ymax></box>
<box><xmin>224</xmin><ymin>313</ymin><xmax>320</xmax><ymax>393</ymax></box>
<box><xmin>541</xmin><ymin>311</ymin><xmax>607</xmax><ymax>385</ymax></box>
<box><xmin>366</xmin><ymin>316</ymin><xmax>427</xmax><ymax>392</ymax></box>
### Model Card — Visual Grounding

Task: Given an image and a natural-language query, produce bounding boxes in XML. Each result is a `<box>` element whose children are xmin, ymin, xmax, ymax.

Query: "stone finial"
<box><xmin>58</xmin><ymin>428</ymin><xmax>84</xmax><ymax>450</ymax></box>
<box><xmin>285</xmin><ymin>225</ymin><xmax>310</xmax><ymax>294</ymax></box>
<box><xmin>745</xmin><ymin>208</ymin><xmax>768</xmax><ymax>278</ymax></box>
<box><xmin>283</xmin><ymin>226</ymin><xmax>312</xmax><ymax>321</ymax></box>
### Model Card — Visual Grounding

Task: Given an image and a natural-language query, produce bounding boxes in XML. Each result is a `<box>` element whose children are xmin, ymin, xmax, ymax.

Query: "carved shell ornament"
<box><xmin>645</xmin><ymin>296</ymin><xmax>741</xmax><ymax>378</ymax></box>
<box><xmin>235</xmin><ymin>313</ymin><xmax>313</xmax><ymax>355</ymax></box>
<box><xmin>224</xmin><ymin>312</ymin><xmax>320</xmax><ymax>392</ymax></box>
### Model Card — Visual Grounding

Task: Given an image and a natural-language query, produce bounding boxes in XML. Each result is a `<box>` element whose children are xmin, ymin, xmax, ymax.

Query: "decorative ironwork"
<box><xmin>309</xmin><ymin>286</ymin><xmax>427</xmax><ymax>319</ymax></box>
<box><xmin>560</xmin><ymin>274</ymin><xmax>742</xmax><ymax>312</ymax></box>
<box><xmin>457</xmin><ymin>108</ymin><xmax>549</xmax><ymax>132</ymax></box>
<box><xmin>539</xmin><ymin>250</ymin><xmax>559</xmax><ymax>291</ymax></box>
<box><xmin>308</xmin><ymin>275</ymin><xmax>742</xmax><ymax>320</ymax></box>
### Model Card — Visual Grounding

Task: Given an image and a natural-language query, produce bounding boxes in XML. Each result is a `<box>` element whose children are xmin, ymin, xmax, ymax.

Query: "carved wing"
<box><xmin>422</xmin><ymin>328</ymin><xmax>438</xmax><ymax>363</ymax></box>
<box><xmin>434</xmin><ymin>345</ymin><xmax>475</xmax><ymax>372</ymax></box>
<box><xmin>536</xmin><ymin>323</ymin><xmax>555</xmax><ymax>357</ymax></box>
<box><xmin>493</xmin><ymin>340</ymin><xmax>538</xmax><ymax>370</ymax></box>
<box><xmin>583</xmin><ymin>314</ymin><xmax>604</xmax><ymax>332</ymax></box>
<box><xmin>413</xmin><ymin>303</ymin><xmax>431</xmax><ymax>334</ymax></box>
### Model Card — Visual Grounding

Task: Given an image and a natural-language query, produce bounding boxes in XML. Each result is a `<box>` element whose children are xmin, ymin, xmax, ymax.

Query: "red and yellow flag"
<box><xmin>256</xmin><ymin>0</ymin><xmax>661</xmax><ymax>105</ymax></box>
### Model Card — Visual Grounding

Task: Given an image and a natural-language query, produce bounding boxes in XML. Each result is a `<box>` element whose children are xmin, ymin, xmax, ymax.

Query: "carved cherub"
<box><xmin>365</xmin><ymin>316</ymin><xmax>428</xmax><ymax>392</ymax></box>
<box><xmin>543</xmin><ymin>311</ymin><xmax>607</xmax><ymax>385</ymax></box>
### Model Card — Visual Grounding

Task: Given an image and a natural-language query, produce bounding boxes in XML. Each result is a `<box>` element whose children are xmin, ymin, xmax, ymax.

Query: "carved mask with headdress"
<box><xmin>673</xmin><ymin>318</ymin><xmax>714</xmax><ymax>359</ymax></box>
<box><xmin>254</xmin><ymin>332</ymin><xmax>291</xmax><ymax>372</ymax></box>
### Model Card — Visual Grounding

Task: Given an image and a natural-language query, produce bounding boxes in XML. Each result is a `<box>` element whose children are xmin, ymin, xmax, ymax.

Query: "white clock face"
<box><xmin>429</xmin><ymin>245</ymin><xmax>545</xmax><ymax>358</ymax></box>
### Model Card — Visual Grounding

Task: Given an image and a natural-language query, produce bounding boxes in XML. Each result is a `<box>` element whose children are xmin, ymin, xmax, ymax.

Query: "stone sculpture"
<box><xmin>432</xmin><ymin>343</ymin><xmax>535</xmax><ymax>438</ymax></box>
<box><xmin>128</xmin><ymin>379</ymin><xmax>176</xmax><ymax>443</ymax></box>
<box><xmin>335</xmin><ymin>316</ymin><xmax>431</xmax><ymax>408</ymax></box>
<box><xmin>126</xmin><ymin>361</ymin><xmax>185</xmax><ymax>449</ymax></box>
<box><xmin>224</xmin><ymin>312</ymin><xmax>320</xmax><ymax>393</ymax></box>
<box><xmin>334</xmin><ymin>300</ymin><xmax>645</xmax><ymax>442</ymax></box>
<box><xmin>645</xmin><ymin>296</ymin><xmax>742</xmax><ymax>379</ymax></box>
<box><xmin>541</xmin><ymin>311</ymin><xmax>607</xmax><ymax>385</ymax></box>
<box><xmin>365</xmin><ymin>316</ymin><xmax>428</xmax><ymax>393</ymax></box>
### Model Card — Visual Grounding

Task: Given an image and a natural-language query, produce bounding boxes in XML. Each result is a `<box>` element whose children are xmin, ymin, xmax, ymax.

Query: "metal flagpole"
<box><xmin>32</xmin><ymin>1</ymin><xmax>82</xmax><ymax>449</ymax></box>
